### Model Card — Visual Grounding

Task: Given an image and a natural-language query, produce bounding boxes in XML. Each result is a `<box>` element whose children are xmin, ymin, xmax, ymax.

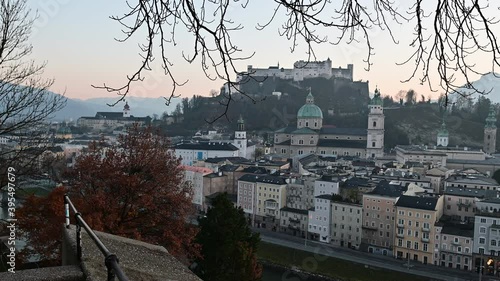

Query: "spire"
<box><xmin>370</xmin><ymin>87</ymin><xmax>383</xmax><ymax>106</ymax></box>
<box><xmin>438</xmin><ymin>111</ymin><xmax>448</xmax><ymax>137</ymax></box>
<box><xmin>306</xmin><ymin>88</ymin><xmax>314</xmax><ymax>104</ymax></box>
<box><xmin>237</xmin><ymin>114</ymin><xmax>245</xmax><ymax>131</ymax></box>
<box><xmin>486</xmin><ymin>104</ymin><xmax>497</xmax><ymax>129</ymax></box>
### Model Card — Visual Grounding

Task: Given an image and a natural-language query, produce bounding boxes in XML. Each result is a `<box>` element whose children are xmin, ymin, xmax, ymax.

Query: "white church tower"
<box><xmin>366</xmin><ymin>88</ymin><xmax>385</xmax><ymax>159</ymax></box>
<box><xmin>123</xmin><ymin>102</ymin><xmax>130</xmax><ymax>118</ymax></box>
<box><xmin>436</xmin><ymin>113</ymin><xmax>449</xmax><ymax>147</ymax></box>
<box><xmin>234</xmin><ymin>115</ymin><xmax>247</xmax><ymax>158</ymax></box>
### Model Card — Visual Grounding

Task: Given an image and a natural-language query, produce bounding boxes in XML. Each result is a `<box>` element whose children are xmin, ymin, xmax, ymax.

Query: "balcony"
<box><xmin>362</xmin><ymin>225</ymin><xmax>378</xmax><ymax>231</ymax></box>
<box><xmin>421</xmin><ymin>237</ymin><xmax>430</xmax><ymax>243</ymax></box>
<box><xmin>421</xmin><ymin>227</ymin><xmax>430</xmax><ymax>232</ymax></box>
<box><xmin>397</xmin><ymin>223</ymin><xmax>405</xmax><ymax>228</ymax></box>
<box><xmin>288</xmin><ymin>224</ymin><xmax>301</xmax><ymax>230</ymax></box>
<box><xmin>396</xmin><ymin>233</ymin><xmax>404</xmax><ymax>238</ymax></box>
<box><xmin>289</xmin><ymin>217</ymin><xmax>301</xmax><ymax>223</ymax></box>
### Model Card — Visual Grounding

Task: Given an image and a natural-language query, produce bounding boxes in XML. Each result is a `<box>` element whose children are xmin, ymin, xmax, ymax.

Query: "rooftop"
<box><xmin>395</xmin><ymin>195</ymin><xmax>439</xmax><ymax>211</ymax></box>
<box><xmin>367</xmin><ymin>180</ymin><xmax>407</xmax><ymax>198</ymax></box>
<box><xmin>280</xmin><ymin>207</ymin><xmax>309</xmax><ymax>215</ymax></box>
<box><xmin>175</xmin><ymin>142</ymin><xmax>239</xmax><ymax>151</ymax></box>
<box><xmin>444</xmin><ymin>187</ymin><xmax>497</xmax><ymax>198</ymax></box>
<box><xmin>319</xmin><ymin>127</ymin><xmax>367</xmax><ymax>136</ymax></box>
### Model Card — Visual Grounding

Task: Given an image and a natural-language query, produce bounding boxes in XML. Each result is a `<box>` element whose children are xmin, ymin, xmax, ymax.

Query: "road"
<box><xmin>253</xmin><ymin>227</ymin><xmax>487</xmax><ymax>281</ymax></box>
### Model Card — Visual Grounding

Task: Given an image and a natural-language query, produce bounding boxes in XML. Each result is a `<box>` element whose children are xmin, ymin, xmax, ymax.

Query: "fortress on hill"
<box><xmin>237</xmin><ymin>58</ymin><xmax>354</xmax><ymax>82</ymax></box>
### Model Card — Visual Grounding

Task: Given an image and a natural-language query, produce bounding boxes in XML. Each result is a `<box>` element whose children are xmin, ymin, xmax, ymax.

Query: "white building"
<box><xmin>330</xmin><ymin>199</ymin><xmax>363</xmax><ymax>249</ymax></box>
<box><xmin>181</xmin><ymin>165</ymin><xmax>213</xmax><ymax>209</ymax></box>
<box><xmin>308</xmin><ymin>175</ymin><xmax>340</xmax><ymax>243</ymax></box>
<box><xmin>444</xmin><ymin>175</ymin><xmax>500</xmax><ymax>191</ymax></box>
<box><xmin>237</xmin><ymin>174</ymin><xmax>260</xmax><ymax>219</ymax></box>
<box><xmin>175</xmin><ymin>142</ymin><xmax>239</xmax><ymax>166</ymax></box>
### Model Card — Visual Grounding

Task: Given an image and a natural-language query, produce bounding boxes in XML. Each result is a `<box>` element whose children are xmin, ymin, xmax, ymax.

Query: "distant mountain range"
<box><xmin>452</xmin><ymin>72</ymin><xmax>500</xmax><ymax>103</ymax></box>
<box><xmin>52</xmin><ymin>95</ymin><xmax>182</xmax><ymax>121</ymax></box>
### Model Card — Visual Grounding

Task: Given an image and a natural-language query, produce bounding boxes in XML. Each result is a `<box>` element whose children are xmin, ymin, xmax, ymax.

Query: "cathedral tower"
<box><xmin>484</xmin><ymin>105</ymin><xmax>497</xmax><ymax>154</ymax></box>
<box><xmin>366</xmin><ymin>88</ymin><xmax>385</xmax><ymax>158</ymax></box>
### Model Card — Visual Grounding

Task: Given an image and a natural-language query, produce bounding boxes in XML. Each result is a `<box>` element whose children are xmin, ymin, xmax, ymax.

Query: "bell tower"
<box><xmin>366</xmin><ymin>88</ymin><xmax>385</xmax><ymax>159</ymax></box>
<box><xmin>123</xmin><ymin>102</ymin><xmax>130</xmax><ymax>118</ymax></box>
<box><xmin>484</xmin><ymin>105</ymin><xmax>497</xmax><ymax>154</ymax></box>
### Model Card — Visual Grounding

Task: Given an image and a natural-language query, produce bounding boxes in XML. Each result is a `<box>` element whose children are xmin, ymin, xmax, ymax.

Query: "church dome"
<box><xmin>297</xmin><ymin>92</ymin><xmax>323</xmax><ymax>119</ymax></box>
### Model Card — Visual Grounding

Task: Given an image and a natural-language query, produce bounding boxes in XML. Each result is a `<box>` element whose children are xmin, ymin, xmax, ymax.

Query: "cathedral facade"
<box><xmin>273</xmin><ymin>90</ymin><xmax>385</xmax><ymax>159</ymax></box>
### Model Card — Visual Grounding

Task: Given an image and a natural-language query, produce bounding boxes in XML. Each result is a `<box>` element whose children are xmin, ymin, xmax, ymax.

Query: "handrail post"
<box><xmin>64</xmin><ymin>195</ymin><xmax>70</xmax><ymax>228</ymax></box>
<box><xmin>76</xmin><ymin>218</ymin><xmax>82</xmax><ymax>260</ymax></box>
<box><xmin>105</xmin><ymin>254</ymin><xmax>118</xmax><ymax>281</ymax></box>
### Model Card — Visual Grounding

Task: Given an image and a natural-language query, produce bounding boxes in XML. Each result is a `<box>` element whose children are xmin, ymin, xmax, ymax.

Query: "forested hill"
<box><xmin>162</xmin><ymin>76</ymin><xmax>497</xmax><ymax>151</ymax></box>
<box><xmin>165</xmin><ymin>77</ymin><xmax>371</xmax><ymax>134</ymax></box>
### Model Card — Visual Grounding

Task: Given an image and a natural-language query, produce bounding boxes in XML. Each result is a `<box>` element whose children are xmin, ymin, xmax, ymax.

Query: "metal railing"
<box><xmin>64</xmin><ymin>195</ymin><xmax>129</xmax><ymax>281</ymax></box>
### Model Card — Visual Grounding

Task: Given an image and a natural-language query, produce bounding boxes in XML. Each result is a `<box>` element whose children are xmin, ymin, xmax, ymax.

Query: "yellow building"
<box><xmin>255</xmin><ymin>176</ymin><xmax>287</xmax><ymax>230</ymax></box>
<box><xmin>394</xmin><ymin>195</ymin><xmax>444</xmax><ymax>265</ymax></box>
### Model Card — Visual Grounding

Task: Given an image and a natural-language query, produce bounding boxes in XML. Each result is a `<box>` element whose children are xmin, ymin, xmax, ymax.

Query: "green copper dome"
<box><xmin>370</xmin><ymin>88</ymin><xmax>383</xmax><ymax>106</ymax></box>
<box><xmin>437</xmin><ymin>122</ymin><xmax>448</xmax><ymax>137</ymax></box>
<box><xmin>297</xmin><ymin>92</ymin><xmax>323</xmax><ymax>119</ymax></box>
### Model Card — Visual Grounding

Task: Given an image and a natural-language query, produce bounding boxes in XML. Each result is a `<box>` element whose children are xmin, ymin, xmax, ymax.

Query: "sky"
<box><xmin>28</xmin><ymin>0</ymin><xmax>500</xmax><ymax>101</ymax></box>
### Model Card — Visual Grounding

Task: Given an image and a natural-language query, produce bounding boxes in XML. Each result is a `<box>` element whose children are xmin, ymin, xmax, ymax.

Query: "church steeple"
<box><xmin>437</xmin><ymin>112</ymin><xmax>449</xmax><ymax>147</ymax></box>
<box><xmin>484</xmin><ymin>105</ymin><xmax>497</xmax><ymax>154</ymax></box>
<box><xmin>237</xmin><ymin>115</ymin><xmax>245</xmax><ymax>132</ymax></box>
<box><xmin>123</xmin><ymin>102</ymin><xmax>130</xmax><ymax>118</ymax></box>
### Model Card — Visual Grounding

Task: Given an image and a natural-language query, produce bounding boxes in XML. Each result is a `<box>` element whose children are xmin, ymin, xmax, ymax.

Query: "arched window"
<box><xmin>373</xmin><ymin>121</ymin><xmax>377</xmax><ymax>127</ymax></box>
<box><xmin>488</xmin><ymin>135</ymin><xmax>491</xmax><ymax>140</ymax></box>
<box><xmin>305</xmin><ymin>121</ymin><xmax>309</xmax><ymax>127</ymax></box>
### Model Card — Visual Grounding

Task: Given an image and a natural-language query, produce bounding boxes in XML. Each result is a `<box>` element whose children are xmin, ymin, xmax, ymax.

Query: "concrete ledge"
<box><xmin>64</xmin><ymin>225</ymin><xmax>201</xmax><ymax>281</ymax></box>
<box><xmin>0</xmin><ymin>265</ymin><xmax>84</xmax><ymax>281</ymax></box>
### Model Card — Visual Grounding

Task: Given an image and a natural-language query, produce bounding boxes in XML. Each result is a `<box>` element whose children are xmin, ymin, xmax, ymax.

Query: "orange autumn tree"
<box><xmin>19</xmin><ymin>125</ymin><xmax>199</xmax><ymax>264</ymax></box>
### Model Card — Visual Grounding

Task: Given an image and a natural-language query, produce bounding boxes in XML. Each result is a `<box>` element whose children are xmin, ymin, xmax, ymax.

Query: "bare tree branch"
<box><xmin>100</xmin><ymin>0</ymin><xmax>500</xmax><ymax>120</ymax></box>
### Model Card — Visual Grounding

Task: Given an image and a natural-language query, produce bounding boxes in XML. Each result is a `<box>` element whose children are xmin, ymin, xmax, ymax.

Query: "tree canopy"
<box><xmin>194</xmin><ymin>193</ymin><xmax>262</xmax><ymax>281</ymax></box>
<box><xmin>19</xmin><ymin>125</ymin><xmax>199</xmax><ymax>264</ymax></box>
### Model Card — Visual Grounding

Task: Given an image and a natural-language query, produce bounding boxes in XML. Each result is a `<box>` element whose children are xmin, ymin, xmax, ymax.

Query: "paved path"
<box><xmin>253</xmin><ymin>227</ymin><xmax>484</xmax><ymax>281</ymax></box>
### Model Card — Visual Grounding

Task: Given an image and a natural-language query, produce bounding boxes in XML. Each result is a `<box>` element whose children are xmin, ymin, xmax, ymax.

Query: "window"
<box><xmin>398</xmin><ymin>239</ymin><xmax>403</xmax><ymax>247</ymax></box>
<box><xmin>373</xmin><ymin>121</ymin><xmax>377</xmax><ymax>127</ymax></box>
<box><xmin>480</xmin><ymin>238</ymin><xmax>486</xmax><ymax>244</ymax></box>
<box><xmin>372</xmin><ymin>141</ymin><xmax>376</xmax><ymax>147</ymax></box>
<box><xmin>480</xmin><ymin>227</ymin><xmax>486</xmax><ymax>234</ymax></box>
<box><xmin>414</xmin><ymin>242</ymin><xmax>419</xmax><ymax>250</ymax></box>
<box><xmin>481</xmin><ymin>218</ymin><xmax>487</xmax><ymax>223</ymax></box>
<box><xmin>492</xmin><ymin>240</ymin><xmax>497</xmax><ymax>247</ymax></box>
<box><xmin>407</xmin><ymin>241</ymin><xmax>411</xmax><ymax>248</ymax></box>
<box><xmin>423</xmin><ymin>243</ymin><xmax>428</xmax><ymax>252</ymax></box>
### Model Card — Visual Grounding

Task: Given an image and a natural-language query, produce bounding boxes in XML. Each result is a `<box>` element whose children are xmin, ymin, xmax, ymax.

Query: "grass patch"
<box><xmin>257</xmin><ymin>242</ymin><xmax>429</xmax><ymax>281</ymax></box>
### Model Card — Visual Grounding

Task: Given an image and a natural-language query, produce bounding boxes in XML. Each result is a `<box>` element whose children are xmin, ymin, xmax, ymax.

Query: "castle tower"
<box><xmin>484</xmin><ymin>105</ymin><xmax>497</xmax><ymax>154</ymax></box>
<box><xmin>437</xmin><ymin>113</ymin><xmax>449</xmax><ymax>147</ymax></box>
<box><xmin>235</xmin><ymin>115</ymin><xmax>247</xmax><ymax>158</ymax></box>
<box><xmin>297</xmin><ymin>89</ymin><xmax>323</xmax><ymax>130</ymax></box>
<box><xmin>366</xmin><ymin>88</ymin><xmax>385</xmax><ymax>159</ymax></box>
<box><xmin>123</xmin><ymin>102</ymin><xmax>130</xmax><ymax>118</ymax></box>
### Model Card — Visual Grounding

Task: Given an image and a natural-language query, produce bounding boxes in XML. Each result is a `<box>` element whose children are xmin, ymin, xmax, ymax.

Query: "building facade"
<box><xmin>393</xmin><ymin>195</ymin><xmax>444</xmax><ymax>265</ymax></box>
<box><xmin>273</xmin><ymin>90</ymin><xmax>384</xmax><ymax>159</ymax></box>
<box><xmin>330</xmin><ymin>200</ymin><xmax>363</xmax><ymax>249</ymax></box>
<box><xmin>362</xmin><ymin>181</ymin><xmax>405</xmax><ymax>256</ymax></box>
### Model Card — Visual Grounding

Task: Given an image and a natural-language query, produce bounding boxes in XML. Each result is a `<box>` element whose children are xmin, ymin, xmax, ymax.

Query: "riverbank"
<box><xmin>257</xmin><ymin>242</ymin><xmax>429</xmax><ymax>281</ymax></box>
